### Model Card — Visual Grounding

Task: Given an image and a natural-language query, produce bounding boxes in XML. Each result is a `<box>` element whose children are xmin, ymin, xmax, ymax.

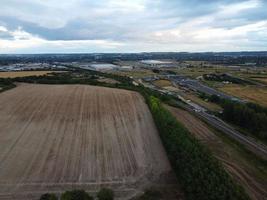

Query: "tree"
<box><xmin>209</xmin><ymin>94</ymin><xmax>220</xmax><ymax>103</ymax></box>
<box><xmin>138</xmin><ymin>189</ymin><xmax>162</xmax><ymax>200</ymax></box>
<box><xmin>219</xmin><ymin>99</ymin><xmax>267</xmax><ymax>141</ymax></box>
<box><xmin>61</xmin><ymin>190</ymin><xmax>93</xmax><ymax>200</ymax></box>
<box><xmin>148</xmin><ymin>96</ymin><xmax>250</xmax><ymax>200</ymax></box>
<box><xmin>97</xmin><ymin>188</ymin><xmax>114</xmax><ymax>200</ymax></box>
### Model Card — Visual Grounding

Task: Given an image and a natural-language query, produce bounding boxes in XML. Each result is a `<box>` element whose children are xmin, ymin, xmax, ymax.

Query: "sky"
<box><xmin>0</xmin><ymin>0</ymin><xmax>266</xmax><ymax>53</ymax></box>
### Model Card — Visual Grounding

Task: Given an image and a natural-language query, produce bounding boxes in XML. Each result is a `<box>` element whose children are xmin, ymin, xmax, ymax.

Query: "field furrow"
<box><xmin>0</xmin><ymin>84</ymin><xmax>171</xmax><ymax>199</ymax></box>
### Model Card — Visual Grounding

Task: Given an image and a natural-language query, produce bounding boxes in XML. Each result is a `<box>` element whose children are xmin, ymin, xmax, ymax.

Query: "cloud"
<box><xmin>142</xmin><ymin>0</ymin><xmax>267</xmax><ymax>51</ymax></box>
<box><xmin>0</xmin><ymin>26</ymin><xmax>8</xmax><ymax>32</ymax></box>
<box><xmin>218</xmin><ymin>0</ymin><xmax>260</xmax><ymax>15</ymax></box>
<box><xmin>0</xmin><ymin>26</ymin><xmax>123</xmax><ymax>53</ymax></box>
<box><xmin>0</xmin><ymin>0</ymin><xmax>266</xmax><ymax>53</ymax></box>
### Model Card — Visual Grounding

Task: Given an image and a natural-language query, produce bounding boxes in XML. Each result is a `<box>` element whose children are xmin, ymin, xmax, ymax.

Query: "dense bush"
<box><xmin>246</xmin><ymin>102</ymin><xmax>267</xmax><ymax>115</ymax></box>
<box><xmin>148</xmin><ymin>96</ymin><xmax>249</xmax><ymax>200</ymax></box>
<box><xmin>222</xmin><ymin>101</ymin><xmax>267</xmax><ymax>140</ymax></box>
<box><xmin>40</xmin><ymin>193</ymin><xmax>58</xmax><ymax>200</ymax></box>
<box><xmin>0</xmin><ymin>78</ymin><xmax>16</xmax><ymax>92</ymax></box>
<box><xmin>207</xmin><ymin>94</ymin><xmax>267</xmax><ymax>141</ymax></box>
<box><xmin>60</xmin><ymin>190</ymin><xmax>93</xmax><ymax>200</ymax></box>
<box><xmin>97</xmin><ymin>188</ymin><xmax>114</xmax><ymax>200</ymax></box>
<box><xmin>137</xmin><ymin>189</ymin><xmax>162</xmax><ymax>200</ymax></box>
<box><xmin>203</xmin><ymin>73</ymin><xmax>249</xmax><ymax>84</ymax></box>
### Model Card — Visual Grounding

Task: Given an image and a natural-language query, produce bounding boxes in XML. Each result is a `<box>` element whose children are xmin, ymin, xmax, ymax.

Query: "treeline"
<box><xmin>13</xmin><ymin>73</ymin><xmax>100</xmax><ymax>85</ymax></box>
<box><xmin>1</xmin><ymin>52</ymin><xmax>267</xmax><ymax>66</ymax></box>
<box><xmin>148</xmin><ymin>96</ymin><xmax>249</xmax><ymax>200</ymax></box>
<box><xmin>203</xmin><ymin>73</ymin><xmax>250</xmax><ymax>84</ymax></box>
<box><xmin>11</xmin><ymin>68</ymin><xmax>131</xmax><ymax>85</ymax></box>
<box><xmin>3</xmin><ymin>68</ymin><xmax>172</xmax><ymax>105</ymax></box>
<box><xmin>0</xmin><ymin>78</ymin><xmax>16</xmax><ymax>92</ymax></box>
<box><xmin>207</xmin><ymin>95</ymin><xmax>267</xmax><ymax>141</ymax></box>
<box><xmin>11</xmin><ymin>71</ymin><xmax>128</xmax><ymax>88</ymax></box>
<box><xmin>10</xmin><ymin>70</ymin><xmax>172</xmax><ymax>102</ymax></box>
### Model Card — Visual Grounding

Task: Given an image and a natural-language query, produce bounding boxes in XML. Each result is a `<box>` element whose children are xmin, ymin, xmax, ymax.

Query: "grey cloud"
<box><xmin>0</xmin><ymin>32</ymin><xmax>13</xmax><ymax>40</ymax></box>
<box><xmin>1</xmin><ymin>0</ymin><xmax>265</xmax><ymax>41</ymax></box>
<box><xmin>0</xmin><ymin>0</ymin><xmax>266</xmax><ymax>53</ymax></box>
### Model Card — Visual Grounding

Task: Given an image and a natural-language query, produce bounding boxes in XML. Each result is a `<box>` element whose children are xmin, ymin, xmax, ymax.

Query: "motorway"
<box><xmin>166</xmin><ymin>75</ymin><xmax>242</xmax><ymax>101</ymax></box>
<box><xmin>140</xmin><ymin>79</ymin><xmax>267</xmax><ymax>160</ymax></box>
<box><xmin>179</xmin><ymin>102</ymin><xmax>267</xmax><ymax>160</ymax></box>
<box><xmin>157</xmin><ymin>75</ymin><xmax>267</xmax><ymax>158</ymax></box>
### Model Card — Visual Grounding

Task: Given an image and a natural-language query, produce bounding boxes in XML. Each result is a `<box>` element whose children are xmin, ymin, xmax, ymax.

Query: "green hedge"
<box><xmin>148</xmin><ymin>96</ymin><xmax>249</xmax><ymax>200</ymax></box>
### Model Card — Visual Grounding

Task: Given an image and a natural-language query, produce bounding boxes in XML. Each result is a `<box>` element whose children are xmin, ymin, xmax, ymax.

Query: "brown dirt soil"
<box><xmin>165</xmin><ymin>105</ymin><xmax>267</xmax><ymax>200</ymax></box>
<box><xmin>153</xmin><ymin>80</ymin><xmax>172</xmax><ymax>87</ymax></box>
<box><xmin>0</xmin><ymin>84</ymin><xmax>173</xmax><ymax>200</ymax></box>
<box><xmin>162</xmin><ymin>86</ymin><xmax>181</xmax><ymax>92</ymax></box>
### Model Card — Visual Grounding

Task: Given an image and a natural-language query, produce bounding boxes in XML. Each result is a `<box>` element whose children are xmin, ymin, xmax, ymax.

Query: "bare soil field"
<box><xmin>162</xmin><ymin>86</ymin><xmax>181</xmax><ymax>92</ymax></box>
<box><xmin>0</xmin><ymin>84</ymin><xmax>172</xmax><ymax>199</ymax></box>
<box><xmin>152</xmin><ymin>79</ymin><xmax>172</xmax><ymax>88</ymax></box>
<box><xmin>165</xmin><ymin>105</ymin><xmax>267</xmax><ymax>200</ymax></box>
<box><xmin>0</xmin><ymin>71</ymin><xmax>58</xmax><ymax>78</ymax></box>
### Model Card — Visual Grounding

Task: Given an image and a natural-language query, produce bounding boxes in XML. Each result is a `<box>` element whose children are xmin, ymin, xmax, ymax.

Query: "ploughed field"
<box><xmin>0</xmin><ymin>84</ymin><xmax>171</xmax><ymax>199</ymax></box>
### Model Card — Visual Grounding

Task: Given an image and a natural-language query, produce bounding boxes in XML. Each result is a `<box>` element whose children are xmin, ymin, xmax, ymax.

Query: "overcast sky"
<box><xmin>0</xmin><ymin>0</ymin><xmax>266</xmax><ymax>53</ymax></box>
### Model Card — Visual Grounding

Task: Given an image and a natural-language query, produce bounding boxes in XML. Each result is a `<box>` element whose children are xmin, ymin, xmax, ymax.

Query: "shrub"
<box><xmin>61</xmin><ymin>190</ymin><xmax>93</xmax><ymax>200</ymax></box>
<box><xmin>207</xmin><ymin>95</ymin><xmax>267</xmax><ymax>141</ymax></box>
<box><xmin>97</xmin><ymin>188</ymin><xmax>114</xmax><ymax>200</ymax></box>
<box><xmin>138</xmin><ymin>189</ymin><xmax>162</xmax><ymax>200</ymax></box>
<box><xmin>40</xmin><ymin>193</ymin><xmax>58</xmax><ymax>200</ymax></box>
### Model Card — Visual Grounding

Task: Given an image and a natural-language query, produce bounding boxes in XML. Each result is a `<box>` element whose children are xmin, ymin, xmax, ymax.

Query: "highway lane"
<box><xmin>166</xmin><ymin>75</ymin><xmax>245</xmax><ymax>102</ymax></box>
<box><xmin>139</xmin><ymin>79</ymin><xmax>267</xmax><ymax>159</ymax></box>
<box><xmin>179</xmin><ymin>102</ymin><xmax>267</xmax><ymax>160</ymax></box>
